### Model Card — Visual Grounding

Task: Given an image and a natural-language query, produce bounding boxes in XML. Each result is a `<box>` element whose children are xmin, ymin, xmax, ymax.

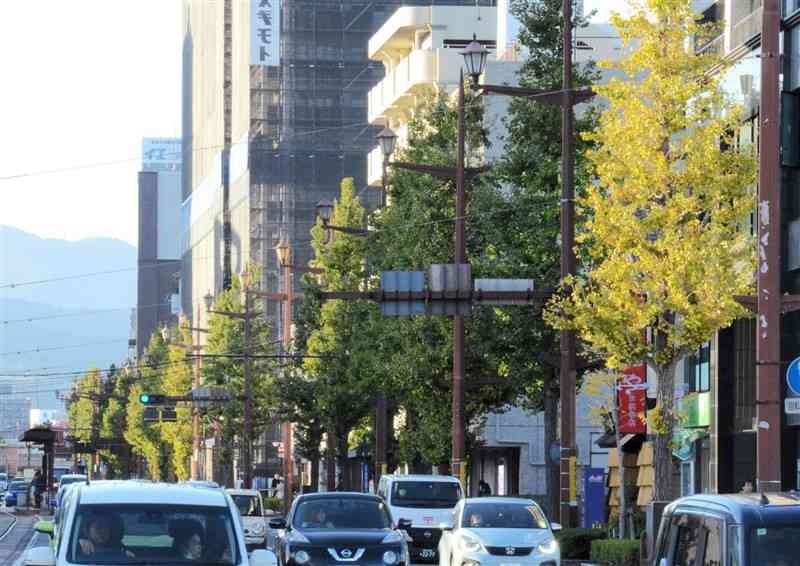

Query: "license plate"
<box><xmin>499</xmin><ymin>562</ymin><xmax>520</xmax><ymax>566</ymax></box>
<box><xmin>420</xmin><ymin>549</ymin><xmax>435</xmax><ymax>558</ymax></box>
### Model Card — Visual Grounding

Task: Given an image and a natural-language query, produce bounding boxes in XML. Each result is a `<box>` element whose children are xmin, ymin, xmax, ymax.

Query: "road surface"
<box><xmin>0</xmin><ymin>512</ymin><xmax>49</xmax><ymax>566</ymax></box>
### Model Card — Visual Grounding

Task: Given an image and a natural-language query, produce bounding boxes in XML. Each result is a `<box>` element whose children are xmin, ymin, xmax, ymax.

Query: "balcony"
<box><xmin>368</xmin><ymin>49</ymin><xmax>463</xmax><ymax>124</ymax></box>
<box><xmin>731</xmin><ymin>7</ymin><xmax>763</xmax><ymax>50</ymax></box>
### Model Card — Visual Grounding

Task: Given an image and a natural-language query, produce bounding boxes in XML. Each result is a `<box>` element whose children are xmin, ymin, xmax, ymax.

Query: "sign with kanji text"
<box><xmin>618</xmin><ymin>365</ymin><xmax>647</xmax><ymax>434</ymax></box>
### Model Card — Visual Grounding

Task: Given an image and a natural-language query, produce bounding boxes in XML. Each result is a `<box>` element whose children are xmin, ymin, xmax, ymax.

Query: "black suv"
<box><xmin>271</xmin><ymin>493</ymin><xmax>409</xmax><ymax>566</ymax></box>
<box><xmin>654</xmin><ymin>492</ymin><xmax>800</xmax><ymax>565</ymax></box>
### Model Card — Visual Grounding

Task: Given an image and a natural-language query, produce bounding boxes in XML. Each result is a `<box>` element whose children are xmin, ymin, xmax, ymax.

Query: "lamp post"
<box><xmin>206</xmin><ymin>276</ymin><xmax>260</xmax><ymax>489</ymax></box>
<box><xmin>457</xmin><ymin>2</ymin><xmax>591</xmax><ymax>524</ymax></box>
<box><xmin>275</xmin><ymin>236</ymin><xmax>295</xmax><ymax>511</ymax></box>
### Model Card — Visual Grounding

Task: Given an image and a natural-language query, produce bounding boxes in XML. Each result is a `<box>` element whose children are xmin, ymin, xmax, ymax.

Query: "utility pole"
<box><xmin>559</xmin><ymin>0</ymin><xmax>578</xmax><ymax>526</ymax></box>
<box><xmin>192</xmin><ymin>303</ymin><xmax>203</xmax><ymax>480</ymax></box>
<box><xmin>242</xmin><ymin>280</ymin><xmax>254</xmax><ymax>489</ymax></box>
<box><xmin>452</xmin><ymin>70</ymin><xmax>467</xmax><ymax>486</ymax></box>
<box><xmin>280</xmin><ymin>244</ymin><xmax>294</xmax><ymax>510</ymax></box>
<box><xmin>756</xmin><ymin>0</ymin><xmax>781</xmax><ymax>492</ymax></box>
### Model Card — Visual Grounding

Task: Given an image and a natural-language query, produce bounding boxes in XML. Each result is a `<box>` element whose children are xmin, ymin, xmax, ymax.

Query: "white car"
<box><xmin>227</xmin><ymin>489</ymin><xmax>269</xmax><ymax>550</ymax></box>
<box><xmin>23</xmin><ymin>480</ymin><xmax>278</xmax><ymax>566</ymax></box>
<box><xmin>437</xmin><ymin>498</ymin><xmax>561</xmax><ymax>566</ymax></box>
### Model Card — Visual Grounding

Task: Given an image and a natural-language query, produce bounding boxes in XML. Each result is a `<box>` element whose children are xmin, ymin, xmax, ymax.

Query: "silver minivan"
<box><xmin>654</xmin><ymin>492</ymin><xmax>800</xmax><ymax>565</ymax></box>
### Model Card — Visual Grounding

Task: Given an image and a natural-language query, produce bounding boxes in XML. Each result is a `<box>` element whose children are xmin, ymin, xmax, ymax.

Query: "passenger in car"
<box><xmin>77</xmin><ymin>512</ymin><xmax>134</xmax><ymax>560</ymax></box>
<box><xmin>171</xmin><ymin>519</ymin><xmax>206</xmax><ymax>561</ymax></box>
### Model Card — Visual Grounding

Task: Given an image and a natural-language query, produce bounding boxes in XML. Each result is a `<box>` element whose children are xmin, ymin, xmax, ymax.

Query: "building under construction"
<box><xmin>181</xmin><ymin>0</ymin><xmax>494</xmax><ymax>485</ymax></box>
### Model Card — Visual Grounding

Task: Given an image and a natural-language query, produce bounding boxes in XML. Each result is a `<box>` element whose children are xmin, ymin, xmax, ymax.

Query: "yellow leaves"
<box><xmin>547</xmin><ymin>0</ymin><xmax>757</xmax><ymax>369</ymax></box>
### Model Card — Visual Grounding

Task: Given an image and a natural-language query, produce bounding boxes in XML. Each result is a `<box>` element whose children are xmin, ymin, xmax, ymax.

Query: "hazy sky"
<box><xmin>0</xmin><ymin>0</ymin><xmax>627</xmax><ymax>247</ymax></box>
<box><xmin>0</xmin><ymin>1</ymin><xmax>182</xmax><ymax>246</ymax></box>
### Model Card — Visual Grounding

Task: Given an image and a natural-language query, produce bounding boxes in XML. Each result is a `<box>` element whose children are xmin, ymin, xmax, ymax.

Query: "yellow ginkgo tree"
<box><xmin>546</xmin><ymin>0</ymin><xmax>757</xmax><ymax>501</ymax></box>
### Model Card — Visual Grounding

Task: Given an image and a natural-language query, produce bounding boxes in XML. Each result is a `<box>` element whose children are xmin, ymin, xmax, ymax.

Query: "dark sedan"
<box><xmin>271</xmin><ymin>493</ymin><xmax>409</xmax><ymax>566</ymax></box>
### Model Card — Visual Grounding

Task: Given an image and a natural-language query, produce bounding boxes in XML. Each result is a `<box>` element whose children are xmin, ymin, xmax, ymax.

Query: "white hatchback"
<box><xmin>24</xmin><ymin>480</ymin><xmax>278</xmax><ymax>566</ymax></box>
<box><xmin>227</xmin><ymin>489</ymin><xmax>269</xmax><ymax>550</ymax></box>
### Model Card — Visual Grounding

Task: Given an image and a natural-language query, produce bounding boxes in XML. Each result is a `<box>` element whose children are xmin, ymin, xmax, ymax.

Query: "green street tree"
<box><xmin>302</xmin><ymin>177</ymin><xmax>384</xmax><ymax>488</ymax></box>
<box><xmin>160</xmin><ymin>324</ymin><xmax>195</xmax><ymax>481</ymax></box>
<box><xmin>124</xmin><ymin>333</ymin><xmax>172</xmax><ymax>481</ymax></box>
<box><xmin>66</xmin><ymin>368</ymin><xmax>103</xmax><ymax>475</ymax></box>
<box><xmin>202</xmin><ymin>273</ymin><xmax>275</xmax><ymax>487</ymax></box>
<box><xmin>546</xmin><ymin>0</ymin><xmax>757</xmax><ymax>501</ymax></box>
<box><xmin>99</xmin><ymin>365</ymin><xmax>131</xmax><ymax>478</ymax></box>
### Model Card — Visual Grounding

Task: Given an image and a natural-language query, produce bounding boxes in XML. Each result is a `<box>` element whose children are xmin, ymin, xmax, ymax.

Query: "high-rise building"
<box><xmin>137</xmin><ymin>138</ymin><xmax>182</xmax><ymax>356</ymax></box>
<box><xmin>0</xmin><ymin>397</ymin><xmax>32</xmax><ymax>442</ymax></box>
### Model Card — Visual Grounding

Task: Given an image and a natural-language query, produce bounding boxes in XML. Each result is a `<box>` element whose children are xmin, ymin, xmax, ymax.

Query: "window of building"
<box><xmin>685</xmin><ymin>342</ymin><xmax>710</xmax><ymax>393</ymax></box>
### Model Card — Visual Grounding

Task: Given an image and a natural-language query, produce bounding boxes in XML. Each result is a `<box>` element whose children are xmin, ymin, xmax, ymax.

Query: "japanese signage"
<box><xmin>251</xmin><ymin>0</ymin><xmax>280</xmax><ymax>66</ymax></box>
<box><xmin>618</xmin><ymin>365</ymin><xmax>647</xmax><ymax>434</ymax></box>
<box><xmin>142</xmin><ymin>138</ymin><xmax>181</xmax><ymax>172</ymax></box>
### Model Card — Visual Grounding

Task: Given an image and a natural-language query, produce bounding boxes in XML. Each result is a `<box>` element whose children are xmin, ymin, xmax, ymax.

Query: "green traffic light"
<box><xmin>139</xmin><ymin>394</ymin><xmax>150</xmax><ymax>404</ymax></box>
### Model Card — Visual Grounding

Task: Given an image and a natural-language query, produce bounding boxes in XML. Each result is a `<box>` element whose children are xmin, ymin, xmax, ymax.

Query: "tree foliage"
<box><xmin>546</xmin><ymin>0</ymin><xmax>757</xmax><ymax>500</ymax></box>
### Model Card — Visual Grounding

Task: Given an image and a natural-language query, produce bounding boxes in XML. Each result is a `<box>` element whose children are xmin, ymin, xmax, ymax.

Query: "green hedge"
<box><xmin>555</xmin><ymin>528</ymin><xmax>607</xmax><ymax>559</ymax></box>
<box><xmin>590</xmin><ymin>539</ymin><xmax>640</xmax><ymax>566</ymax></box>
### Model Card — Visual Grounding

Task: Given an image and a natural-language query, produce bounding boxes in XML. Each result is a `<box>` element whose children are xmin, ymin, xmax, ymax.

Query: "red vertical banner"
<box><xmin>618</xmin><ymin>365</ymin><xmax>647</xmax><ymax>434</ymax></box>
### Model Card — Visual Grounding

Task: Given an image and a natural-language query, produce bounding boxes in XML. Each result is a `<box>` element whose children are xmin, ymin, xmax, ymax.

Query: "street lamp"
<box><xmin>275</xmin><ymin>237</ymin><xmax>294</xmax><ymax>513</ymax></box>
<box><xmin>275</xmin><ymin>236</ymin><xmax>290</xmax><ymax>268</ymax></box>
<box><xmin>316</xmin><ymin>200</ymin><xmax>334</xmax><ymax>226</ymax></box>
<box><xmin>377</xmin><ymin>127</ymin><xmax>397</xmax><ymax>208</ymax></box>
<box><xmin>461</xmin><ymin>36</ymin><xmax>489</xmax><ymax>88</ymax></box>
<box><xmin>204</xmin><ymin>292</ymin><xmax>214</xmax><ymax>312</ymax></box>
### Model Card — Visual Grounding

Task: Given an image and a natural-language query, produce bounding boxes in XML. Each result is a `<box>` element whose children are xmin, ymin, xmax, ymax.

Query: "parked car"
<box><xmin>0</xmin><ymin>472</ymin><xmax>8</xmax><ymax>492</ymax></box>
<box><xmin>438</xmin><ymin>497</ymin><xmax>560</xmax><ymax>566</ymax></box>
<box><xmin>271</xmin><ymin>492</ymin><xmax>409</xmax><ymax>566</ymax></box>
<box><xmin>228</xmin><ymin>489</ymin><xmax>270</xmax><ymax>550</ymax></box>
<box><xmin>654</xmin><ymin>492</ymin><xmax>800</xmax><ymax>565</ymax></box>
<box><xmin>21</xmin><ymin>480</ymin><xmax>279</xmax><ymax>566</ymax></box>
<box><xmin>4</xmin><ymin>480</ymin><xmax>30</xmax><ymax>507</ymax></box>
<box><xmin>376</xmin><ymin>475</ymin><xmax>463</xmax><ymax>562</ymax></box>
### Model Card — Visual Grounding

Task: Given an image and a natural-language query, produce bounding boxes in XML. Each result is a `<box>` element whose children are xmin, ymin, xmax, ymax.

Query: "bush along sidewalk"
<box><xmin>590</xmin><ymin>539</ymin><xmax>640</xmax><ymax>566</ymax></box>
<box><xmin>556</xmin><ymin>528</ymin><xmax>607</xmax><ymax>560</ymax></box>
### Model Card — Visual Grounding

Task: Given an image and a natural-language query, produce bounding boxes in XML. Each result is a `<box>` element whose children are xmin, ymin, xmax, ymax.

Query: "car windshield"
<box><xmin>10</xmin><ymin>482</ymin><xmax>27</xmax><ymax>491</ymax></box>
<box><xmin>461</xmin><ymin>503</ymin><xmax>549</xmax><ymax>529</ymax></box>
<box><xmin>293</xmin><ymin>498</ymin><xmax>392</xmax><ymax>530</ymax></box>
<box><xmin>67</xmin><ymin>504</ymin><xmax>241</xmax><ymax>565</ymax></box>
<box><xmin>231</xmin><ymin>495</ymin><xmax>262</xmax><ymax>517</ymax></box>
<box><xmin>749</xmin><ymin>525</ymin><xmax>800</xmax><ymax>564</ymax></box>
<box><xmin>390</xmin><ymin>481</ymin><xmax>461</xmax><ymax>509</ymax></box>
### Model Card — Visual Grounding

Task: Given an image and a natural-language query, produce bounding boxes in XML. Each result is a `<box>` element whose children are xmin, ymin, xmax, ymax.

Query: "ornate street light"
<box><xmin>377</xmin><ymin>127</ymin><xmax>397</xmax><ymax>161</ymax></box>
<box><xmin>203</xmin><ymin>291</ymin><xmax>214</xmax><ymax>312</ymax></box>
<box><xmin>274</xmin><ymin>236</ymin><xmax>290</xmax><ymax>267</ymax></box>
<box><xmin>316</xmin><ymin>200</ymin><xmax>334</xmax><ymax>226</ymax></box>
<box><xmin>461</xmin><ymin>35</ymin><xmax>489</xmax><ymax>88</ymax></box>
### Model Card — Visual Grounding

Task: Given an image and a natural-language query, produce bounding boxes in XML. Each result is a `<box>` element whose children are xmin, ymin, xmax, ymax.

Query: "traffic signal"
<box><xmin>139</xmin><ymin>393</ymin><xmax>167</xmax><ymax>405</ymax></box>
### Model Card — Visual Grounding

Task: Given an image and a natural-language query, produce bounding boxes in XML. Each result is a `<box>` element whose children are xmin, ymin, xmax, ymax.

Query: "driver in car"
<box><xmin>303</xmin><ymin>507</ymin><xmax>335</xmax><ymax>529</ymax></box>
<box><xmin>78</xmin><ymin>512</ymin><xmax>135</xmax><ymax>559</ymax></box>
<box><xmin>468</xmin><ymin>513</ymin><xmax>484</xmax><ymax>528</ymax></box>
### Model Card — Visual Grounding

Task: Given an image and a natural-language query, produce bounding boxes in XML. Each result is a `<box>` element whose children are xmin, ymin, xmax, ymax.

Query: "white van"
<box><xmin>376</xmin><ymin>474</ymin><xmax>463</xmax><ymax>563</ymax></box>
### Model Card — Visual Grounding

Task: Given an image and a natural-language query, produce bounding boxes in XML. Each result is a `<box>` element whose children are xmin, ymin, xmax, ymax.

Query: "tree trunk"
<box><xmin>310</xmin><ymin>456</ymin><xmax>320</xmax><ymax>492</ymax></box>
<box><xmin>653</xmin><ymin>362</ymin><xmax>677</xmax><ymax>502</ymax></box>
<box><xmin>336</xmin><ymin>430</ymin><xmax>349</xmax><ymax>491</ymax></box>
<box><xmin>326</xmin><ymin>432</ymin><xmax>336</xmax><ymax>491</ymax></box>
<box><xmin>544</xmin><ymin>369</ymin><xmax>560</xmax><ymax>519</ymax></box>
<box><xmin>614</xmin><ymin>385</ymin><xmax>626</xmax><ymax>540</ymax></box>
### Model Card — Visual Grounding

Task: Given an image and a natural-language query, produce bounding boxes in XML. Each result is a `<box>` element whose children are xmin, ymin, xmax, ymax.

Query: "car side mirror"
<box><xmin>249</xmin><ymin>549</ymin><xmax>278</xmax><ymax>566</ymax></box>
<box><xmin>23</xmin><ymin>547</ymin><xmax>55</xmax><ymax>566</ymax></box>
<box><xmin>34</xmin><ymin>521</ymin><xmax>54</xmax><ymax>537</ymax></box>
<box><xmin>397</xmin><ymin>518</ymin><xmax>413</xmax><ymax>531</ymax></box>
<box><xmin>550</xmin><ymin>522</ymin><xmax>562</xmax><ymax>532</ymax></box>
<box><xmin>269</xmin><ymin>517</ymin><xmax>287</xmax><ymax>530</ymax></box>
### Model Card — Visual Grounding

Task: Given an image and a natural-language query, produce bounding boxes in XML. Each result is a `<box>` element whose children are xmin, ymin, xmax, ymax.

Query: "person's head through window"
<box><xmin>172</xmin><ymin>520</ymin><xmax>205</xmax><ymax>561</ymax></box>
<box><xmin>78</xmin><ymin>512</ymin><xmax>126</xmax><ymax>557</ymax></box>
<box><xmin>469</xmin><ymin>512</ymin><xmax>483</xmax><ymax>528</ymax></box>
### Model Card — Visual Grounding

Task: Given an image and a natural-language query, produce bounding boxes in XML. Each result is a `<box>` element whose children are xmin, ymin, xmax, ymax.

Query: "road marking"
<box><xmin>12</xmin><ymin>527</ymin><xmax>42</xmax><ymax>566</ymax></box>
<box><xmin>0</xmin><ymin>511</ymin><xmax>17</xmax><ymax>542</ymax></box>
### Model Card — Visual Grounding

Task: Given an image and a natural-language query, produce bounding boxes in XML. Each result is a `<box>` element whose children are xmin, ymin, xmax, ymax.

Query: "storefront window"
<box><xmin>685</xmin><ymin>342</ymin><xmax>711</xmax><ymax>393</ymax></box>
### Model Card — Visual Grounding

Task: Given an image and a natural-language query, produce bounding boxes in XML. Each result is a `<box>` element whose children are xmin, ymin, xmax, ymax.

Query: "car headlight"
<box><xmin>252</xmin><ymin>523</ymin><xmax>265</xmax><ymax>535</ymax></box>
<box><xmin>537</xmin><ymin>539</ymin><xmax>558</xmax><ymax>555</ymax></box>
<box><xmin>293</xmin><ymin>550</ymin><xmax>310</xmax><ymax>564</ymax></box>
<box><xmin>381</xmin><ymin>531</ymin><xmax>403</xmax><ymax>544</ymax></box>
<box><xmin>287</xmin><ymin>530</ymin><xmax>311</xmax><ymax>544</ymax></box>
<box><xmin>459</xmin><ymin>535</ymin><xmax>482</xmax><ymax>553</ymax></box>
<box><xmin>383</xmin><ymin>550</ymin><xmax>399</xmax><ymax>565</ymax></box>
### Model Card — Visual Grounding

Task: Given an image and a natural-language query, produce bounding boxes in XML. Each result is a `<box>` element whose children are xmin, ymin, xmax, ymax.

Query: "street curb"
<box><xmin>0</xmin><ymin>510</ymin><xmax>18</xmax><ymax>541</ymax></box>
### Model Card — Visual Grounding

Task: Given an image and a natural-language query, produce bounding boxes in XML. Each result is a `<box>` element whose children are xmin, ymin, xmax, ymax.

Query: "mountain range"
<box><xmin>0</xmin><ymin>226</ymin><xmax>137</xmax><ymax>410</ymax></box>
